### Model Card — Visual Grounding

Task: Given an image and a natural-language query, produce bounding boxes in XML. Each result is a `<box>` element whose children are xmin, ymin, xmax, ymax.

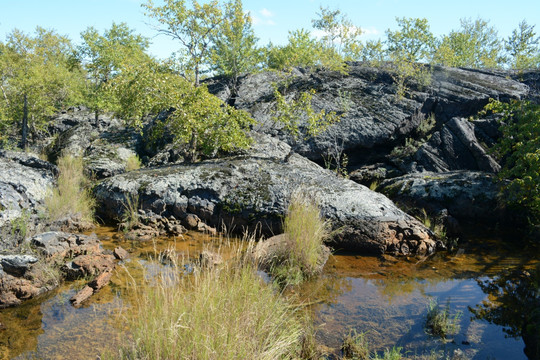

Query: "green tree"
<box><xmin>78</xmin><ymin>22</ymin><xmax>150</xmax><ymax>123</ymax></box>
<box><xmin>143</xmin><ymin>0</ymin><xmax>223</xmax><ymax>86</ymax></box>
<box><xmin>505</xmin><ymin>20</ymin><xmax>540</xmax><ymax>70</ymax></box>
<box><xmin>311</xmin><ymin>6</ymin><xmax>363</xmax><ymax>62</ymax></box>
<box><xmin>483</xmin><ymin>99</ymin><xmax>540</xmax><ymax>227</ymax></box>
<box><xmin>0</xmin><ymin>27</ymin><xmax>85</xmax><ymax>149</ymax></box>
<box><xmin>210</xmin><ymin>0</ymin><xmax>260</xmax><ymax>90</ymax></box>
<box><xmin>271</xmin><ymin>79</ymin><xmax>341</xmax><ymax>141</ymax></box>
<box><xmin>265</xmin><ymin>29</ymin><xmax>324</xmax><ymax>71</ymax></box>
<box><xmin>385</xmin><ymin>18</ymin><xmax>435</xmax><ymax>99</ymax></box>
<box><xmin>109</xmin><ymin>57</ymin><xmax>255</xmax><ymax>162</ymax></box>
<box><xmin>386</xmin><ymin>17</ymin><xmax>436</xmax><ymax>63</ymax></box>
<box><xmin>360</xmin><ymin>39</ymin><xmax>386</xmax><ymax>65</ymax></box>
<box><xmin>434</xmin><ymin>18</ymin><xmax>503</xmax><ymax>68</ymax></box>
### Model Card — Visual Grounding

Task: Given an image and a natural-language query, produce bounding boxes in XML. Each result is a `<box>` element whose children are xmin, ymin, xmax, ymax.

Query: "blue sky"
<box><xmin>1</xmin><ymin>0</ymin><xmax>539</xmax><ymax>59</ymax></box>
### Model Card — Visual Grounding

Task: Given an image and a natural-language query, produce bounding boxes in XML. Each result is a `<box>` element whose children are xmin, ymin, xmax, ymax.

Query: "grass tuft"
<box><xmin>270</xmin><ymin>191</ymin><xmax>331</xmax><ymax>285</ymax></box>
<box><xmin>119</xmin><ymin>193</ymin><xmax>140</xmax><ymax>232</ymax></box>
<box><xmin>425</xmin><ymin>298</ymin><xmax>462</xmax><ymax>339</ymax></box>
<box><xmin>45</xmin><ymin>154</ymin><xmax>95</xmax><ymax>222</ymax></box>
<box><xmin>115</xmin><ymin>253</ymin><xmax>304</xmax><ymax>360</ymax></box>
<box><xmin>125</xmin><ymin>154</ymin><xmax>141</xmax><ymax>172</ymax></box>
<box><xmin>342</xmin><ymin>329</ymin><xmax>370</xmax><ymax>360</ymax></box>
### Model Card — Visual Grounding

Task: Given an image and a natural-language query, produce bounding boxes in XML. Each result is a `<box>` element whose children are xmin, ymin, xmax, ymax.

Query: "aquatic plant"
<box><xmin>372</xmin><ymin>346</ymin><xmax>404</xmax><ymax>360</ymax></box>
<box><xmin>341</xmin><ymin>329</ymin><xmax>370</xmax><ymax>360</ymax></box>
<box><xmin>425</xmin><ymin>298</ymin><xmax>462</xmax><ymax>339</ymax></box>
<box><xmin>119</xmin><ymin>192</ymin><xmax>139</xmax><ymax>232</ymax></box>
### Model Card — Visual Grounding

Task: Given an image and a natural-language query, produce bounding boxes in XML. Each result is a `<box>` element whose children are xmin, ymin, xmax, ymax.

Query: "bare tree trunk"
<box><xmin>21</xmin><ymin>93</ymin><xmax>28</xmax><ymax>150</ymax></box>
<box><xmin>188</xmin><ymin>130</ymin><xmax>198</xmax><ymax>163</ymax></box>
<box><xmin>94</xmin><ymin>108</ymin><xmax>99</xmax><ymax>128</ymax></box>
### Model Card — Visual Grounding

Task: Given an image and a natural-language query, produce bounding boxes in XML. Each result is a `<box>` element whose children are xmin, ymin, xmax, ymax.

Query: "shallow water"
<box><xmin>0</xmin><ymin>227</ymin><xmax>537</xmax><ymax>359</ymax></box>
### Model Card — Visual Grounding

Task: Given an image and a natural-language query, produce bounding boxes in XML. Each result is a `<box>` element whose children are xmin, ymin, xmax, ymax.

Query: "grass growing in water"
<box><xmin>115</xmin><ymin>255</ymin><xmax>304</xmax><ymax>359</ymax></box>
<box><xmin>342</xmin><ymin>329</ymin><xmax>370</xmax><ymax>360</ymax></box>
<box><xmin>271</xmin><ymin>192</ymin><xmax>331</xmax><ymax>285</ymax></box>
<box><xmin>45</xmin><ymin>154</ymin><xmax>94</xmax><ymax>222</ymax></box>
<box><xmin>119</xmin><ymin>193</ymin><xmax>139</xmax><ymax>232</ymax></box>
<box><xmin>425</xmin><ymin>299</ymin><xmax>462</xmax><ymax>339</ymax></box>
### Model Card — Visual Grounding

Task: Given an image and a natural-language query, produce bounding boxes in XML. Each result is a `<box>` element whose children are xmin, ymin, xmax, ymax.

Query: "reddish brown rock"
<box><xmin>88</xmin><ymin>269</ymin><xmax>113</xmax><ymax>291</ymax></box>
<box><xmin>63</xmin><ymin>253</ymin><xmax>115</xmax><ymax>280</ymax></box>
<box><xmin>70</xmin><ymin>285</ymin><xmax>94</xmax><ymax>307</ymax></box>
<box><xmin>113</xmin><ymin>246</ymin><xmax>129</xmax><ymax>260</ymax></box>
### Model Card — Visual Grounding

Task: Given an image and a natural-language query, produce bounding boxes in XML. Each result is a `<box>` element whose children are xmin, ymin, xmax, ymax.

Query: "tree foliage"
<box><xmin>109</xmin><ymin>57</ymin><xmax>254</xmax><ymax>161</ymax></box>
<box><xmin>143</xmin><ymin>0</ymin><xmax>223</xmax><ymax>86</ymax></box>
<box><xmin>434</xmin><ymin>18</ymin><xmax>503</xmax><ymax>69</ymax></box>
<box><xmin>311</xmin><ymin>6</ymin><xmax>363</xmax><ymax>62</ymax></box>
<box><xmin>483</xmin><ymin>99</ymin><xmax>540</xmax><ymax>225</ymax></box>
<box><xmin>78</xmin><ymin>22</ymin><xmax>150</xmax><ymax>120</ymax></box>
<box><xmin>505</xmin><ymin>20</ymin><xmax>540</xmax><ymax>70</ymax></box>
<box><xmin>385</xmin><ymin>17</ymin><xmax>434</xmax><ymax>99</ymax></box>
<box><xmin>386</xmin><ymin>17</ymin><xmax>436</xmax><ymax>63</ymax></box>
<box><xmin>210</xmin><ymin>0</ymin><xmax>260</xmax><ymax>87</ymax></box>
<box><xmin>271</xmin><ymin>80</ymin><xmax>341</xmax><ymax>140</ymax></box>
<box><xmin>0</xmin><ymin>27</ymin><xmax>85</xmax><ymax>148</ymax></box>
<box><xmin>265</xmin><ymin>29</ymin><xmax>325</xmax><ymax>71</ymax></box>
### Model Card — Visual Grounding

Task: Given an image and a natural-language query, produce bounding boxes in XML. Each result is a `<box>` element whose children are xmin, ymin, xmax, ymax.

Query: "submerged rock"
<box><xmin>95</xmin><ymin>136</ymin><xmax>436</xmax><ymax>255</ymax></box>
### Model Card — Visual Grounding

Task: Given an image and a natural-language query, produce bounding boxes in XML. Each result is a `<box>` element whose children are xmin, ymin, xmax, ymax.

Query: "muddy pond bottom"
<box><xmin>0</xmin><ymin>227</ymin><xmax>537</xmax><ymax>359</ymax></box>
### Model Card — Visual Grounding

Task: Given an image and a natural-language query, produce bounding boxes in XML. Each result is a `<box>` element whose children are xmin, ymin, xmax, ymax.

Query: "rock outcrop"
<box><xmin>45</xmin><ymin>108</ymin><xmax>140</xmax><ymax>179</ymax></box>
<box><xmin>379</xmin><ymin>171</ymin><xmax>503</xmax><ymax>221</ymax></box>
<box><xmin>208</xmin><ymin>64</ymin><xmax>530</xmax><ymax>169</ymax></box>
<box><xmin>0</xmin><ymin>151</ymin><xmax>57</xmax><ymax>237</ymax></box>
<box><xmin>0</xmin><ymin>232</ymin><xmax>113</xmax><ymax>308</ymax></box>
<box><xmin>414</xmin><ymin>117</ymin><xmax>501</xmax><ymax>173</ymax></box>
<box><xmin>95</xmin><ymin>135</ymin><xmax>436</xmax><ymax>255</ymax></box>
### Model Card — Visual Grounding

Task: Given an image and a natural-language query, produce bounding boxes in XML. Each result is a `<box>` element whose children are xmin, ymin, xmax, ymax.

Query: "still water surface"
<box><xmin>0</xmin><ymin>227</ymin><xmax>537</xmax><ymax>359</ymax></box>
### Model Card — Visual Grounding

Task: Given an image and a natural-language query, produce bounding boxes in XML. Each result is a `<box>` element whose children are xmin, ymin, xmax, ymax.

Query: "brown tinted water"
<box><xmin>0</xmin><ymin>227</ymin><xmax>537</xmax><ymax>359</ymax></box>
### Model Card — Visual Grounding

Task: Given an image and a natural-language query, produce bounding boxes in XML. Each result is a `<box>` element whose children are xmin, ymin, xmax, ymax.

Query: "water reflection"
<box><xmin>471</xmin><ymin>263</ymin><xmax>540</xmax><ymax>360</ymax></box>
<box><xmin>300</xmin><ymin>245</ymin><xmax>537</xmax><ymax>359</ymax></box>
<box><xmin>0</xmin><ymin>227</ymin><xmax>538</xmax><ymax>359</ymax></box>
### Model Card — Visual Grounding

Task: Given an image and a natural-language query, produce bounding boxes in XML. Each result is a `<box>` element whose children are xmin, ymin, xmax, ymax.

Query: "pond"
<box><xmin>0</xmin><ymin>227</ymin><xmax>538</xmax><ymax>359</ymax></box>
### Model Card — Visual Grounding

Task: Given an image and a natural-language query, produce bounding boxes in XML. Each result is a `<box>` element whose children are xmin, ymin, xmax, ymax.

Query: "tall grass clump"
<box><xmin>125</xmin><ymin>154</ymin><xmax>141</xmax><ymax>171</ymax></box>
<box><xmin>269</xmin><ymin>192</ymin><xmax>331</xmax><ymax>286</ymax></box>
<box><xmin>45</xmin><ymin>154</ymin><xmax>95</xmax><ymax>222</ymax></box>
<box><xmin>119</xmin><ymin>192</ymin><xmax>139</xmax><ymax>232</ymax></box>
<box><xmin>117</xmin><ymin>258</ymin><xmax>304</xmax><ymax>360</ymax></box>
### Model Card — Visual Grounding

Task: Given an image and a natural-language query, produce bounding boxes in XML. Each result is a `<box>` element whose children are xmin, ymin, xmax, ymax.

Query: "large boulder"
<box><xmin>379</xmin><ymin>171</ymin><xmax>503</xmax><ymax>221</ymax></box>
<box><xmin>45</xmin><ymin>108</ymin><xmax>140</xmax><ymax>179</ymax></box>
<box><xmin>0</xmin><ymin>151</ymin><xmax>57</xmax><ymax>232</ymax></box>
<box><xmin>414</xmin><ymin>117</ymin><xmax>501</xmax><ymax>173</ymax></box>
<box><xmin>95</xmin><ymin>136</ymin><xmax>436</xmax><ymax>255</ymax></box>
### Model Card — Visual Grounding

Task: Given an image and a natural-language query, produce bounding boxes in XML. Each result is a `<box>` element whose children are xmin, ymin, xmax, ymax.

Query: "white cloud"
<box><xmin>259</xmin><ymin>8</ymin><xmax>273</xmax><ymax>18</ymax></box>
<box><xmin>361</xmin><ymin>27</ymin><xmax>379</xmax><ymax>36</ymax></box>
<box><xmin>251</xmin><ymin>8</ymin><xmax>275</xmax><ymax>26</ymax></box>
